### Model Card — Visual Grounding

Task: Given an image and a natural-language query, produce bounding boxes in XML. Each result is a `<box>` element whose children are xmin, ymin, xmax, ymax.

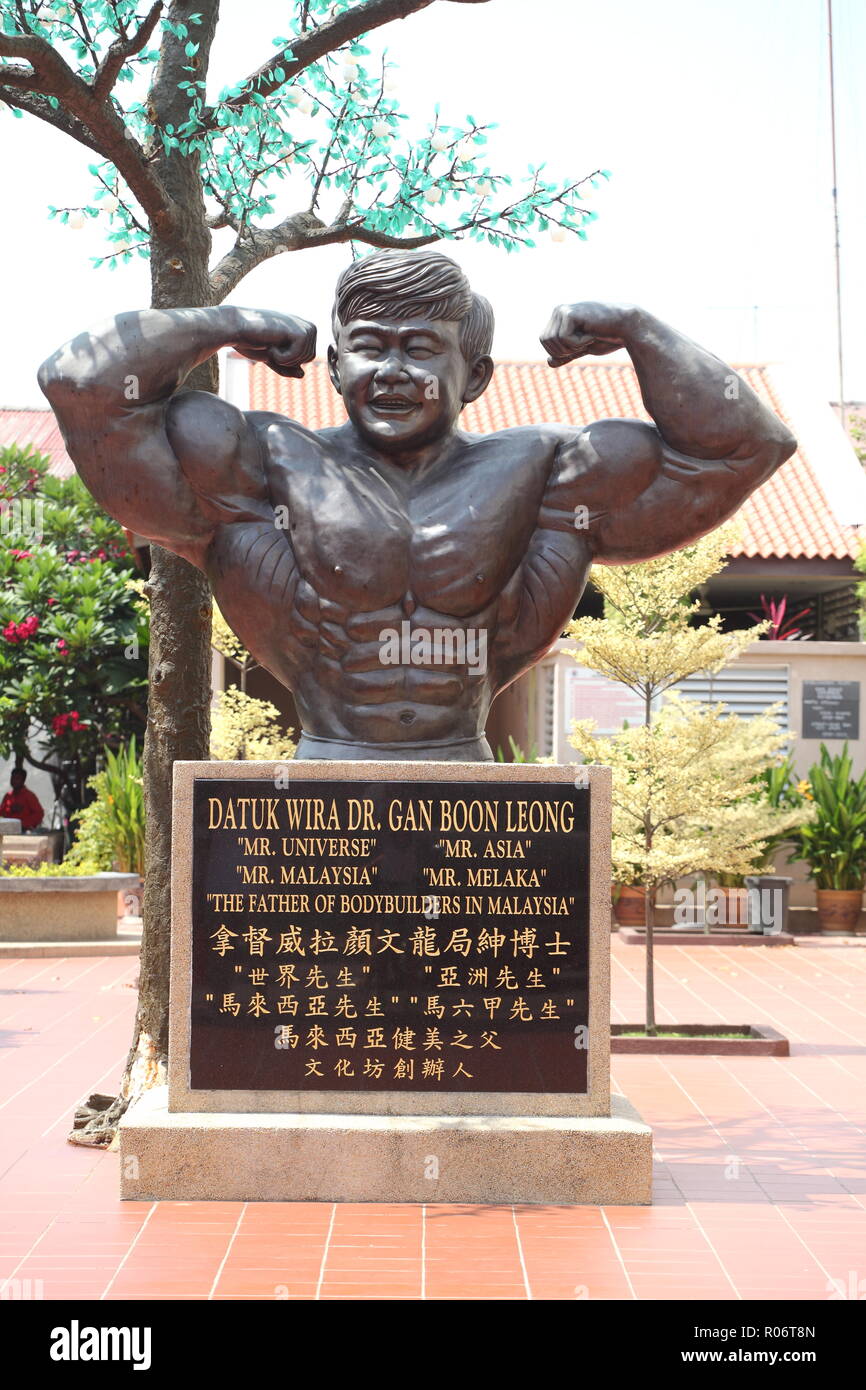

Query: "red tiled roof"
<box><xmin>248</xmin><ymin>359</ymin><xmax>864</xmax><ymax>562</ymax></box>
<box><xmin>0</xmin><ymin>408</ymin><xmax>72</xmax><ymax>477</ymax></box>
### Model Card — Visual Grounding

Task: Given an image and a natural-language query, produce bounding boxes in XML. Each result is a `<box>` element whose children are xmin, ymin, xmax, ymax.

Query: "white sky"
<box><xmin>1</xmin><ymin>0</ymin><xmax>864</xmax><ymax>408</ymax></box>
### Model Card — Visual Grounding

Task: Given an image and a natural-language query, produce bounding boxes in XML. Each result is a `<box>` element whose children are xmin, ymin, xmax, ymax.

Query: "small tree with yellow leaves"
<box><xmin>210</xmin><ymin>605</ymin><xmax>296</xmax><ymax>762</ymax></box>
<box><xmin>210</xmin><ymin>687</ymin><xmax>297</xmax><ymax>763</ymax></box>
<box><xmin>567</xmin><ymin>526</ymin><xmax>810</xmax><ymax>1032</ymax></box>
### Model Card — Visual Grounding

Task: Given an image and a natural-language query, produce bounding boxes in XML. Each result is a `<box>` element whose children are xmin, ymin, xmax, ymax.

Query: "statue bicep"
<box><xmin>166</xmin><ymin>391</ymin><xmax>265</xmax><ymax>508</ymax></box>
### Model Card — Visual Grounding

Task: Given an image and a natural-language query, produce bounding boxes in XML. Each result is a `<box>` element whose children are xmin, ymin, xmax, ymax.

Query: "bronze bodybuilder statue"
<box><xmin>40</xmin><ymin>250</ymin><xmax>796</xmax><ymax>761</ymax></box>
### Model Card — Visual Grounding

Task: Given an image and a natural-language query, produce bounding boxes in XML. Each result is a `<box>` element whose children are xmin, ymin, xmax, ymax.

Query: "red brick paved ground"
<box><xmin>1</xmin><ymin>938</ymin><xmax>864</xmax><ymax>1301</ymax></box>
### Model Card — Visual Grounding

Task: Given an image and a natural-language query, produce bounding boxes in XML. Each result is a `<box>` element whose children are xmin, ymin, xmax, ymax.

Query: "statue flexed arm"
<box><xmin>38</xmin><ymin>308</ymin><xmax>316</xmax><ymax>568</ymax></box>
<box><xmin>536</xmin><ymin>301</ymin><xmax>798</xmax><ymax>563</ymax></box>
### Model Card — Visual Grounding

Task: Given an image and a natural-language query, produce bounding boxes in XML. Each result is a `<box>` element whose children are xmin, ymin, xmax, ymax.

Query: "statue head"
<box><xmin>327</xmin><ymin>248</ymin><xmax>494</xmax><ymax>455</ymax></box>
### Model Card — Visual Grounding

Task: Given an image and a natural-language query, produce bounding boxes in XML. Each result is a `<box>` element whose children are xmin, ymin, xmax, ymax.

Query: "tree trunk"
<box><xmin>643</xmin><ymin>686</ymin><xmax>656</xmax><ymax>1035</ymax></box>
<box><xmin>644</xmin><ymin>883</ymin><xmax>656</xmax><ymax>1036</ymax></box>
<box><xmin>69</xmin><ymin>1</ymin><xmax>220</xmax><ymax>1147</ymax></box>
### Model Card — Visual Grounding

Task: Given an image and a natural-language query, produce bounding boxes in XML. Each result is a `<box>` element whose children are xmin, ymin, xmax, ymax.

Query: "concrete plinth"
<box><xmin>129</xmin><ymin>759</ymin><xmax>653</xmax><ymax>1206</ymax></box>
<box><xmin>0</xmin><ymin>872</ymin><xmax>139</xmax><ymax>941</ymax></box>
<box><xmin>120</xmin><ymin>1085</ymin><xmax>652</xmax><ymax>1204</ymax></box>
<box><xmin>0</xmin><ymin>817</ymin><xmax>21</xmax><ymax>867</ymax></box>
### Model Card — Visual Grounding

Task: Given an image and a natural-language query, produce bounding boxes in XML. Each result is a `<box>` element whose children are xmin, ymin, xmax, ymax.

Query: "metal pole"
<box><xmin>828</xmin><ymin>0</ymin><xmax>846</xmax><ymax>431</ymax></box>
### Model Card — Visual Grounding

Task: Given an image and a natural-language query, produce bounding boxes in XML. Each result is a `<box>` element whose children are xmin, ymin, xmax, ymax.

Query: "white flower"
<box><xmin>288</xmin><ymin>90</ymin><xmax>313</xmax><ymax>114</ymax></box>
<box><xmin>424</xmin><ymin>186</ymin><xmax>443</xmax><ymax>204</ymax></box>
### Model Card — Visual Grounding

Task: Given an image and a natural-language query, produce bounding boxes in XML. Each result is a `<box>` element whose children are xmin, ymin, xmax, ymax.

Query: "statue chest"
<box><xmin>265</xmin><ymin>441</ymin><xmax>545</xmax><ymax>619</ymax></box>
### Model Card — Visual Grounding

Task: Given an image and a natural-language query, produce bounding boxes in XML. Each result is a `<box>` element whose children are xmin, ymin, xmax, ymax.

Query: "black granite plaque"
<box><xmin>802</xmin><ymin>680</ymin><xmax>860</xmax><ymax>741</ymax></box>
<box><xmin>188</xmin><ymin>778</ymin><xmax>590</xmax><ymax>1094</ymax></box>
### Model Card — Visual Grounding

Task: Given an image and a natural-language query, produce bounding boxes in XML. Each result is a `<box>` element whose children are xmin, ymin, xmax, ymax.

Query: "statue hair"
<box><xmin>332</xmin><ymin>248</ymin><xmax>494</xmax><ymax>362</ymax></box>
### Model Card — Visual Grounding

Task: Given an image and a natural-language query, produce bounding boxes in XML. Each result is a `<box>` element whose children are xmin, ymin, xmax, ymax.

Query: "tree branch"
<box><xmin>0</xmin><ymin>85</ymin><xmax>105</xmax><ymax>155</ymax></box>
<box><xmin>0</xmin><ymin>24</ymin><xmax>174</xmax><ymax>235</ymax></box>
<box><xmin>209</xmin><ymin>209</ymin><xmax>439</xmax><ymax>301</ymax></box>
<box><xmin>210</xmin><ymin>0</ymin><xmax>435</xmax><ymax>123</ymax></box>
<box><xmin>93</xmin><ymin>0</ymin><xmax>163</xmax><ymax>101</ymax></box>
<box><xmin>332</xmin><ymin>222</ymin><xmax>440</xmax><ymax>251</ymax></box>
<box><xmin>0</xmin><ymin>62</ymin><xmax>40</xmax><ymax>90</ymax></box>
<box><xmin>0</xmin><ymin>28</ymin><xmax>81</xmax><ymax>89</ymax></box>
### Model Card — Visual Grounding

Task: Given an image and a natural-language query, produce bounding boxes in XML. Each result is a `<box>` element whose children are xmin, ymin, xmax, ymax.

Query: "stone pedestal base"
<box><xmin>120</xmin><ymin>1086</ymin><xmax>652</xmax><ymax>1205</ymax></box>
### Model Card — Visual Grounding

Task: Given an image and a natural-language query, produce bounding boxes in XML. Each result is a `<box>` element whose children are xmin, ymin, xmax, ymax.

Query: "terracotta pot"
<box><xmin>816</xmin><ymin>888</ymin><xmax>863</xmax><ymax>935</ymax></box>
<box><xmin>612</xmin><ymin>884</ymin><xmax>646</xmax><ymax>926</ymax></box>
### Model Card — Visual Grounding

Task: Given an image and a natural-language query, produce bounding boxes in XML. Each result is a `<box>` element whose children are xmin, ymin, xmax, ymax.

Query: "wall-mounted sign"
<box><xmin>802</xmin><ymin>680</ymin><xmax>860</xmax><ymax>741</ymax></box>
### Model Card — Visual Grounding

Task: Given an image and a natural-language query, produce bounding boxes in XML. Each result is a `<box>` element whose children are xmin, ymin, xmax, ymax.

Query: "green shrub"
<box><xmin>65</xmin><ymin>737</ymin><xmax>145</xmax><ymax>875</ymax></box>
<box><xmin>793</xmin><ymin>743</ymin><xmax>866</xmax><ymax>890</ymax></box>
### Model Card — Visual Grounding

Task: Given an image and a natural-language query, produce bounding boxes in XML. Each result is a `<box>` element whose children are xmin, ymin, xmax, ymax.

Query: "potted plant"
<box><xmin>611</xmin><ymin>872</ymin><xmax>646</xmax><ymax>927</ymax></box>
<box><xmin>742</xmin><ymin>755</ymin><xmax>810</xmax><ymax>934</ymax></box>
<box><xmin>793</xmin><ymin>743</ymin><xmax>866</xmax><ymax>934</ymax></box>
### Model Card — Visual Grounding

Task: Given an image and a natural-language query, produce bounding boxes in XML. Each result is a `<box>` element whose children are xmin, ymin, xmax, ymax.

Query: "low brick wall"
<box><xmin>0</xmin><ymin>873</ymin><xmax>139</xmax><ymax>941</ymax></box>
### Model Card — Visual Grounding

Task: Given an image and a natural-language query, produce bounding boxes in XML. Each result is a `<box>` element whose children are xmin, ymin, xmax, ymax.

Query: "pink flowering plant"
<box><xmin>0</xmin><ymin>445</ymin><xmax>148</xmax><ymax>816</ymax></box>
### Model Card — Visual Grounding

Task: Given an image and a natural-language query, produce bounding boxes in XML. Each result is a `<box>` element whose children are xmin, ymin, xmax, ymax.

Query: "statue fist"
<box><xmin>232</xmin><ymin>311</ymin><xmax>317</xmax><ymax>379</ymax></box>
<box><xmin>540</xmin><ymin>301</ymin><xmax>637</xmax><ymax>368</ymax></box>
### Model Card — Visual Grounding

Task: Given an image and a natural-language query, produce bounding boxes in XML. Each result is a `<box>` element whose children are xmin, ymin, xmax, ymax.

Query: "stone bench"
<box><xmin>0</xmin><ymin>817</ymin><xmax>22</xmax><ymax>865</ymax></box>
<box><xmin>1</xmin><ymin>833</ymin><xmax>57</xmax><ymax>868</ymax></box>
<box><xmin>0</xmin><ymin>872</ymin><xmax>140</xmax><ymax>942</ymax></box>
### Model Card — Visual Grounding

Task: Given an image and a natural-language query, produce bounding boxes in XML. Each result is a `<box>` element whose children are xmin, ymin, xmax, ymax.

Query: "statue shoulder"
<box><xmin>254</xmin><ymin>414</ymin><xmax>347</xmax><ymax>472</ymax></box>
<box><xmin>454</xmin><ymin>423</ymin><xmax>567</xmax><ymax>481</ymax></box>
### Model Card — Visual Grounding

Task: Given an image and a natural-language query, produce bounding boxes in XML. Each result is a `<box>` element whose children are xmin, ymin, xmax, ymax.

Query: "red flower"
<box><xmin>52</xmin><ymin>709</ymin><xmax>88</xmax><ymax>736</ymax></box>
<box><xmin>2</xmin><ymin>615</ymin><xmax>38</xmax><ymax>643</ymax></box>
<box><xmin>56</xmin><ymin>639</ymin><xmax>68</xmax><ymax>654</ymax></box>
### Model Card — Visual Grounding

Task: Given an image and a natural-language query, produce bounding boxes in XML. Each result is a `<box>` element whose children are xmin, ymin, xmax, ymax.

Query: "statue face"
<box><xmin>330</xmin><ymin>316</ymin><xmax>470</xmax><ymax>454</ymax></box>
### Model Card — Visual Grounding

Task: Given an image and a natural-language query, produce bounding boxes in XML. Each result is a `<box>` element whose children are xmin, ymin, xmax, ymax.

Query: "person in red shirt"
<box><xmin>0</xmin><ymin>768</ymin><xmax>44</xmax><ymax>831</ymax></box>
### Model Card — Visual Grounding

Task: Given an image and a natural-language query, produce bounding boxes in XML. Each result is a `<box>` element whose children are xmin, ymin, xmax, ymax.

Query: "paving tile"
<box><xmin>2</xmin><ymin>939</ymin><xmax>865</xmax><ymax>1299</ymax></box>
